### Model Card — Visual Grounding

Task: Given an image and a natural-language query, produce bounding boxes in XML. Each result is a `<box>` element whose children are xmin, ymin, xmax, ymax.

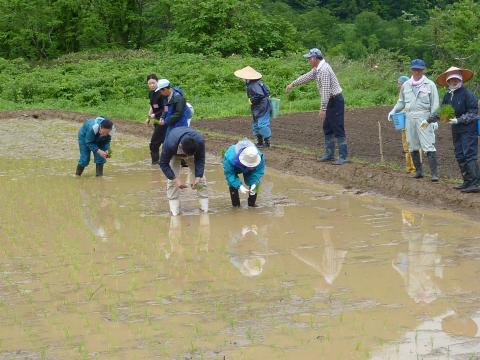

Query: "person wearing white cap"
<box><xmin>223</xmin><ymin>138</ymin><xmax>265</xmax><ymax>207</ymax></box>
<box><xmin>285</xmin><ymin>48</ymin><xmax>347</xmax><ymax>165</ymax></box>
<box><xmin>157</xmin><ymin>79</ymin><xmax>192</xmax><ymax>137</ymax></box>
<box><xmin>427</xmin><ymin>66</ymin><xmax>479</xmax><ymax>192</ymax></box>
<box><xmin>234</xmin><ymin>66</ymin><xmax>272</xmax><ymax>148</ymax></box>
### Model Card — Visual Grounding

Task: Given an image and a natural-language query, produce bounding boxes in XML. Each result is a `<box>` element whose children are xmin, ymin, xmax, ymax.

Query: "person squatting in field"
<box><xmin>145</xmin><ymin>74</ymin><xmax>167</xmax><ymax>165</ymax></box>
<box><xmin>76</xmin><ymin>116</ymin><xmax>114</xmax><ymax>177</ymax></box>
<box><xmin>389</xmin><ymin>59</ymin><xmax>440</xmax><ymax>181</ymax></box>
<box><xmin>427</xmin><ymin>66</ymin><xmax>480</xmax><ymax>193</ymax></box>
<box><xmin>286</xmin><ymin>48</ymin><xmax>348</xmax><ymax>165</ymax></box>
<box><xmin>223</xmin><ymin>138</ymin><xmax>265</xmax><ymax>208</ymax></box>
<box><xmin>234</xmin><ymin>66</ymin><xmax>272</xmax><ymax>148</ymax></box>
<box><xmin>159</xmin><ymin>127</ymin><xmax>208</xmax><ymax>216</ymax></box>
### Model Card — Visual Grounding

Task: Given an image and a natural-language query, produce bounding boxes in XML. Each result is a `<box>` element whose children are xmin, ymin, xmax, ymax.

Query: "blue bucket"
<box><xmin>477</xmin><ymin>117</ymin><xmax>480</xmax><ymax>136</ymax></box>
<box><xmin>392</xmin><ymin>112</ymin><xmax>406</xmax><ymax>130</ymax></box>
<box><xmin>270</xmin><ymin>98</ymin><xmax>280</xmax><ymax>119</ymax></box>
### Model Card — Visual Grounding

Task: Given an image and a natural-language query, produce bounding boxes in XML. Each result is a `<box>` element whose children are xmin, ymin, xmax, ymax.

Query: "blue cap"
<box><xmin>410</xmin><ymin>59</ymin><xmax>426</xmax><ymax>70</ymax></box>
<box><xmin>398</xmin><ymin>75</ymin><xmax>409</xmax><ymax>84</ymax></box>
<box><xmin>303</xmin><ymin>48</ymin><xmax>323</xmax><ymax>59</ymax></box>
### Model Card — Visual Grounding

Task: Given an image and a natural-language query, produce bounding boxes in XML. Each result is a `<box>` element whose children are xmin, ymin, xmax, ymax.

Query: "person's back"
<box><xmin>158</xmin><ymin>126</ymin><xmax>208</xmax><ymax>216</ymax></box>
<box><xmin>223</xmin><ymin>139</ymin><xmax>264</xmax><ymax>208</ymax></box>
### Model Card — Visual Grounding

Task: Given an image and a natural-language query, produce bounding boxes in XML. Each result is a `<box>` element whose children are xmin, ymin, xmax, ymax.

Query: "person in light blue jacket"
<box><xmin>76</xmin><ymin>116</ymin><xmax>113</xmax><ymax>177</ymax></box>
<box><xmin>223</xmin><ymin>139</ymin><xmax>265</xmax><ymax>207</ymax></box>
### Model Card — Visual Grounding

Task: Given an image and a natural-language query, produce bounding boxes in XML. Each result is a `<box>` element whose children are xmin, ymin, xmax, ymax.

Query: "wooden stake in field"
<box><xmin>378</xmin><ymin>121</ymin><xmax>384</xmax><ymax>162</ymax></box>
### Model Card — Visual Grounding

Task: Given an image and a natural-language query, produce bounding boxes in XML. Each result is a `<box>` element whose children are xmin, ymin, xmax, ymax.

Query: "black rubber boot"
<box><xmin>150</xmin><ymin>144</ymin><xmax>160</xmax><ymax>165</ymax></box>
<box><xmin>229</xmin><ymin>187</ymin><xmax>240</xmax><ymax>207</ymax></box>
<box><xmin>461</xmin><ymin>161</ymin><xmax>480</xmax><ymax>193</ymax></box>
<box><xmin>75</xmin><ymin>165</ymin><xmax>85</xmax><ymax>176</ymax></box>
<box><xmin>263</xmin><ymin>137</ymin><xmax>270</xmax><ymax>148</ymax></box>
<box><xmin>453</xmin><ymin>161</ymin><xmax>468</xmax><ymax>189</ymax></box>
<box><xmin>426</xmin><ymin>151</ymin><xmax>439</xmax><ymax>182</ymax></box>
<box><xmin>96</xmin><ymin>163</ymin><xmax>104</xmax><ymax>177</ymax></box>
<box><xmin>248</xmin><ymin>193</ymin><xmax>257</xmax><ymax>207</ymax></box>
<box><xmin>256</xmin><ymin>136</ymin><xmax>263</xmax><ymax>147</ymax></box>
<box><xmin>411</xmin><ymin>151</ymin><xmax>423</xmax><ymax>179</ymax></box>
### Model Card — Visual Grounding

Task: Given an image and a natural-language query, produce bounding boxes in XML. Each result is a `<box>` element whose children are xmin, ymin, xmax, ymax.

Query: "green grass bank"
<box><xmin>0</xmin><ymin>50</ymin><xmax>408</xmax><ymax>122</ymax></box>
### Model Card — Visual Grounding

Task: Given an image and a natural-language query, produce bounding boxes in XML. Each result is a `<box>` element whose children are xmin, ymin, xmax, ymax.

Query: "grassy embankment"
<box><xmin>0</xmin><ymin>50</ymin><xmax>404</xmax><ymax>122</ymax></box>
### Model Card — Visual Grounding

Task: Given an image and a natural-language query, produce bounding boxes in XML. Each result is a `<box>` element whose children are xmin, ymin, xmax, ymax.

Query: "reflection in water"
<box><xmin>3</xmin><ymin>119</ymin><xmax>480</xmax><ymax>359</ymax></box>
<box><xmin>291</xmin><ymin>225</ymin><xmax>347</xmax><ymax>286</ymax></box>
<box><xmin>229</xmin><ymin>224</ymin><xmax>268</xmax><ymax>277</ymax></box>
<box><xmin>163</xmin><ymin>213</ymin><xmax>210</xmax><ymax>261</ymax></box>
<box><xmin>392</xmin><ymin>210</ymin><xmax>442</xmax><ymax>304</ymax></box>
<box><xmin>80</xmin><ymin>181</ymin><xmax>121</xmax><ymax>241</ymax></box>
<box><xmin>372</xmin><ymin>310</ymin><xmax>480</xmax><ymax>359</ymax></box>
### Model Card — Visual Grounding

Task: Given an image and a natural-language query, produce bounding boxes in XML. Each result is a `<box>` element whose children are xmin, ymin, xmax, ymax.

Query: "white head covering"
<box><xmin>157</xmin><ymin>79</ymin><xmax>170</xmax><ymax>90</ymax></box>
<box><xmin>239</xmin><ymin>146</ymin><xmax>261</xmax><ymax>168</ymax></box>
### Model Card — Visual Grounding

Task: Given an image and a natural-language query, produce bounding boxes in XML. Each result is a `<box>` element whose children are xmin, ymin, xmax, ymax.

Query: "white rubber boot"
<box><xmin>199</xmin><ymin>198</ymin><xmax>209</xmax><ymax>213</ymax></box>
<box><xmin>169</xmin><ymin>199</ymin><xmax>180</xmax><ymax>216</ymax></box>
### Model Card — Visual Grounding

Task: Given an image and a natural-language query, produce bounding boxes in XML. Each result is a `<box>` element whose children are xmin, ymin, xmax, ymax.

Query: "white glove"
<box><xmin>420</xmin><ymin>120</ymin><xmax>429</xmax><ymax>129</ymax></box>
<box><xmin>448</xmin><ymin>117</ymin><xmax>458</xmax><ymax>125</ymax></box>
<box><xmin>387</xmin><ymin>111</ymin><xmax>395</xmax><ymax>122</ymax></box>
<box><xmin>239</xmin><ymin>185</ymin><xmax>249</xmax><ymax>194</ymax></box>
<box><xmin>432</xmin><ymin>122</ymin><xmax>439</xmax><ymax>131</ymax></box>
<box><xmin>249</xmin><ymin>184</ymin><xmax>257</xmax><ymax>195</ymax></box>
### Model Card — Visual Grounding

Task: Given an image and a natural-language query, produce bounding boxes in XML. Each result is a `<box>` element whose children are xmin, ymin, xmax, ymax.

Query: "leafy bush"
<box><xmin>0</xmin><ymin>50</ymin><xmax>421</xmax><ymax>120</ymax></box>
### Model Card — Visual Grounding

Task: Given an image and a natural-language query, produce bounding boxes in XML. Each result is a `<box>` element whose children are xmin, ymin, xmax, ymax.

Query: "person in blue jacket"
<box><xmin>157</xmin><ymin>79</ymin><xmax>191</xmax><ymax>137</ymax></box>
<box><xmin>76</xmin><ymin>116</ymin><xmax>114</xmax><ymax>177</ymax></box>
<box><xmin>428</xmin><ymin>66</ymin><xmax>479</xmax><ymax>193</ymax></box>
<box><xmin>160</xmin><ymin>127</ymin><xmax>208</xmax><ymax>216</ymax></box>
<box><xmin>223</xmin><ymin>139</ymin><xmax>265</xmax><ymax>207</ymax></box>
<box><xmin>234</xmin><ymin>66</ymin><xmax>272</xmax><ymax>148</ymax></box>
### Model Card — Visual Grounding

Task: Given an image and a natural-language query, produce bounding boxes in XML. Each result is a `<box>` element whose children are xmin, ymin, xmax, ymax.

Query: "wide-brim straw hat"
<box><xmin>436</xmin><ymin>66</ymin><xmax>474</xmax><ymax>87</ymax></box>
<box><xmin>234</xmin><ymin>66</ymin><xmax>262</xmax><ymax>80</ymax></box>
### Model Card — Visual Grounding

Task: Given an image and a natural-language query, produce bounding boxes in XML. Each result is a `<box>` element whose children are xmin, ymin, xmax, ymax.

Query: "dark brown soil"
<box><xmin>194</xmin><ymin>106</ymin><xmax>460</xmax><ymax>179</ymax></box>
<box><xmin>2</xmin><ymin>108</ymin><xmax>480</xmax><ymax>219</ymax></box>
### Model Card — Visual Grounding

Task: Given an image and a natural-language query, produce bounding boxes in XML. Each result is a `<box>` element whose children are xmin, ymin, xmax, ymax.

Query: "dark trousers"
<box><xmin>452</xmin><ymin>123</ymin><xmax>478</xmax><ymax>163</ymax></box>
<box><xmin>323</xmin><ymin>94</ymin><xmax>345</xmax><ymax>138</ymax></box>
<box><xmin>150</xmin><ymin>124</ymin><xmax>167</xmax><ymax>163</ymax></box>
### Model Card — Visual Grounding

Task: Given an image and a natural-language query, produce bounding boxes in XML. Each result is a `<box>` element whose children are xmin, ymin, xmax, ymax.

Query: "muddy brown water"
<box><xmin>1</xmin><ymin>119</ymin><xmax>480</xmax><ymax>359</ymax></box>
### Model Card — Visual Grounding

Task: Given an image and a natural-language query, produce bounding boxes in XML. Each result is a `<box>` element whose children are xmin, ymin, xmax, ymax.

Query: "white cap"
<box><xmin>157</xmin><ymin>79</ymin><xmax>170</xmax><ymax>89</ymax></box>
<box><xmin>239</xmin><ymin>146</ymin><xmax>261</xmax><ymax>168</ymax></box>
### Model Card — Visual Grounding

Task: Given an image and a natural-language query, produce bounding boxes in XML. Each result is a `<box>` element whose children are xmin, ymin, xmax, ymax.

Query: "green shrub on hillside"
<box><xmin>0</xmin><ymin>50</ymin><xmax>408</xmax><ymax>120</ymax></box>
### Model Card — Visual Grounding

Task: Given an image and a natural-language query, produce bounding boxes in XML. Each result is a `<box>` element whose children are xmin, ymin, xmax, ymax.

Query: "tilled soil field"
<box><xmin>195</xmin><ymin>106</ymin><xmax>460</xmax><ymax>179</ymax></box>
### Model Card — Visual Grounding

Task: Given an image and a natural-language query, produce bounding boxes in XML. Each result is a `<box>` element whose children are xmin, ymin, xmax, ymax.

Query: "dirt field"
<box><xmin>195</xmin><ymin>106</ymin><xmax>460</xmax><ymax>179</ymax></box>
<box><xmin>2</xmin><ymin>108</ymin><xmax>480</xmax><ymax>218</ymax></box>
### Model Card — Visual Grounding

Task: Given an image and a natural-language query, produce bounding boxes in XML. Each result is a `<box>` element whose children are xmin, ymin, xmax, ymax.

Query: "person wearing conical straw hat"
<box><xmin>388</xmin><ymin>59</ymin><xmax>440</xmax><ymax>181</ymax></box>
<box><xmin>234</xmin><ymin>66</ymin><xmax>272</xmax><ymax>148</ymax></box>
<box><xmin>426</xmin><ymin>66</ymin><xmax>479</xmax><ymax>193</ymax></box>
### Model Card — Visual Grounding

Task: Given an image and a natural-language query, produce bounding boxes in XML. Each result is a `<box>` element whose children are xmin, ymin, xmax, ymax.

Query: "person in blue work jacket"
<box><xmin>223</xmin><ymin>139</ymin><xmax>265</xmax><ymax>208</ymax></box>
<box><xmin>427</xmin><ymin>66</ymin><xmax>479</xmax><ymax>193</ymax></box>
<box><xmin>234</xmin><ymin>66</ymin><xmax>272</xmax><ymax>148</ymax></box>
<box><xmin>157</xmin><ymin>79</ymin><xmax>192</xmax><ymax>137</ymax></box>
<box><xmin>76</xmin><ymin>116</ymin><xmax>114</xmax><ymax>177</ymax></box>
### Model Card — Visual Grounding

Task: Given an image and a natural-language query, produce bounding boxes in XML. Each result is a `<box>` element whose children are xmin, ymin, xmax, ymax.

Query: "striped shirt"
<box><xmin>291</xmin><ymin>60</ymin><xmax>342</xmax><ymax>111</ymax></box>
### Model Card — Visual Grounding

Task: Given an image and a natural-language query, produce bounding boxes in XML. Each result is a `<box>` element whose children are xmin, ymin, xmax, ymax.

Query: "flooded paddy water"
<box><xmin>1</xmin><ymin>118</ymin><xmax>480</xmax><ymax>359</ymax></box>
